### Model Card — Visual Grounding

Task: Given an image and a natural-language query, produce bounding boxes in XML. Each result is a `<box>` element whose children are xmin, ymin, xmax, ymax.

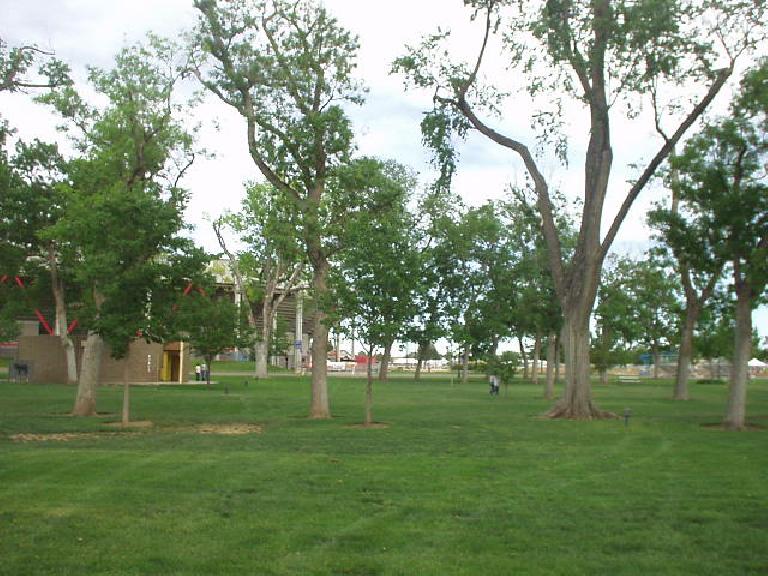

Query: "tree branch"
<box><xmin>242</xmin><ymin>94</ymin><xmax>302</xmax><ymax>204</ymax></box>
<box><xmin>600</xmin><ymin>65</ymin><xmax>733</xmax><ymax>258</ymax></box>
<box><xmin>273</xmin><ymin>261</ymin><xmax>305</xmax><ymax>311</ymax></box>
<box><xmin>457</xmin><ymin>3</ymin><xmax>493</xmax><ymax>99</ymax></box>
<box><xmin>261</xmin><ymin>13</ymin><xmax>311</xmax><ymax>116</ymax></box>
<box><xmin>213</xmin><ymin>219</ymin><xmax>256</xmax><ymax>329</ymax></box>
<box><xmin>454</xmin><ymin>96</ymin><xmax>564</xmax><ymax>296</ymax></box>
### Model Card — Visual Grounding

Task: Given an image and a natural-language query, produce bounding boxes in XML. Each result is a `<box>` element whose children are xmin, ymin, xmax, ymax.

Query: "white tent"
<box><xmin>747</xmin><ymin>358</ymin><xmax>766</xmax><ymax>367</ymax></box>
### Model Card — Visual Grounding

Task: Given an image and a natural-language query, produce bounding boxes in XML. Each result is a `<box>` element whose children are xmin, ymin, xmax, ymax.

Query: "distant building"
<box><xmin>5</xmin><ymin>259</ymin><xmax>315</xmax><ymax>383</ymax></box>
<box><xmin>209</xmin><ymin>259</ymin><xmax>314</xmax><ymax>370</ymax></box>
<box><xmin>15</xmin><ymin>334</ymin><xmax>190</xmax><ymax>384</ymax></box>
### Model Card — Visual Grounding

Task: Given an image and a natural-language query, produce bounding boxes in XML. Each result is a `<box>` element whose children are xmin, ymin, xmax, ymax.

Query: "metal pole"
<box><xmin>179</xmin><ymin>341</ymin><xmax>184</xmax><ymax>383</ymax></box>
<box><xmin>335</xmin><ymin>330</ymin><xmax>341</xmax><ymax>361</ymax></box>
<box><xmin>294</xmin><ymin>290</ymin><xmax>303</xmax><ymax>374</ymax></box>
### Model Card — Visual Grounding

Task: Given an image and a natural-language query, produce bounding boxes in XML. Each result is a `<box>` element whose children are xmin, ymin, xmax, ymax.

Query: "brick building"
<box><xmin>7</xmin><ymin>260</ymin><xmax>313</xmax><ymax>383</ymax></box>
<box><xmin>13</xmin><ymin>322</ymin><xmax>191</xmax><ymax>384</ymax></box>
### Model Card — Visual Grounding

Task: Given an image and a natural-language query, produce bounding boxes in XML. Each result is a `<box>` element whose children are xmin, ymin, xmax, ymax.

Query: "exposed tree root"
<box><xmin>546</xmin><ymin>401</ymin><xmax>617</xmax><ymax>420</ymax></box>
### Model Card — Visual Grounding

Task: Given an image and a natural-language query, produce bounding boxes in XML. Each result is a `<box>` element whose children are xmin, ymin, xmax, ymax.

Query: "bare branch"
<box><xmin>454</xmin><ymin>95</ymin><xmax>564</xmax><ymax>295</ymax></box>
<box><xmin>273</xmin><ymin>261</ymin><xmax>305</xmax><ymax>311</ymax></box>
<box><xmin>600</xmin><ymin>65</ymin><xmax>733</xmax><ymax>258</ymax></box>
<box><xmin>213</xmin><ymin>219</ymin><xmax>256</xmax><ymax>329</ymax></box>
<box><xmin>650</xmin><ymin>82</ymin><xmax>671</xmax><ymax>144</ymax></box>
<box><xmin>458</xmin><ymin>3</ymin><xmax>493</xmax><ymax>99</ymax></box>
<box><xmin>172</xmin><ymin>152</ymin><xmax>196</xmax><ymax>190</ymax></box>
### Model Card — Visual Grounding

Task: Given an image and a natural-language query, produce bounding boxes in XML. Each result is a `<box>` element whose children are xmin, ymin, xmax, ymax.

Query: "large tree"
<box><xmin>394</xmin><ymin>0</ymin><xmax>764</xmax><ymax>419</ymax></box>
<box><xmin>0</xmin><ymin>138</ymin><xmax>81</xmax><ymax>383</ymax></box>
<box><xmin>39</xmin><ymin>37</ymin><xmax>198</xmax><ymax>416</ymax></box>
<box><xmin>0</xmin><ymin>40</ymin><xmax>76</xmax><ymax>377</ymax></box>
<box><xmin>667</xmin><ymin>60</ymin><xmax>767</xmax><ymax>429</ymax></box>
<box><xmin>648</xmin><ymin>180</ymin><xmax>727</xmax><ymax>399</ymax></box>
<box><xmin>192</xmin><ymin>0</ymin><xmax>364</xmax><ymax>419</ymax></box>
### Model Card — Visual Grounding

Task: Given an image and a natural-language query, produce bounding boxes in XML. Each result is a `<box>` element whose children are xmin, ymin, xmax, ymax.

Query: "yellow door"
<box><xmin>161</xmin><ymin>351</ymin><xmax>171</xmax><ymax>381</ymax></box>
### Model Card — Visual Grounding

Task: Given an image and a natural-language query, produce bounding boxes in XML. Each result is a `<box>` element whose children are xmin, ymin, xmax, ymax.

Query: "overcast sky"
<box><xmin>1</xmin><ymin>0</ymin><xmax>765</xmax><ymax>340</ymax></box>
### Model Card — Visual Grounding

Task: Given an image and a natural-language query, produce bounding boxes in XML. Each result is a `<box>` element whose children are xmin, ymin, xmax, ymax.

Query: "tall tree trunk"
<box><xmin>667</xmin><ymin>149</ymin><xmax>708</xmax><ymax>402</ymax></box>
<box><xmin>652</xmin><ymin>342</ymin><xmax>661</xmax><ymax>379</ymax></box>
<box><xmin>674</xmin><ymin>302</ymin><xmax>699</xmax><ymax>400</ymax></box>
<box><xmin>414</xmin><ymin>340</ymin><xmax>427</xmax><ymax>381</ymax></box>
<box><xmin>205</xmin><ymin>355</ymin><xmax>213</xmax><ymax>387</ymax></box>
<box><xmin>73</xmin><ymin>331</ymin><xmax>103</xmax><ymax>416</ymax></box>
<box><xmin>724</xmin><ymin>283</ymin><xmax>752</xmax><ymax>430</ymax></box>
<box><xmin>543</xmin><ymin>30</ymin><xmax>613</xmax><ymax>419</ymax></box>
<box><xmin>548</xmin><ymin>310</ymin><xmax>611</xmax><ymax>419</ymax></box>
<box><xmin>518</xmin><ymin>336</ymin><xmax>528</xmax><ymax>380</ymax></box>
<box><xmin>254</xmin><ymin>340</ymin><xmax>269</xmax><ymax>379</ymax></box>
<box><xmin>72</xmin><ymin>288</ymin><xmax>105</xmax><ymax>416</ymax></box>
<box><xmin>555</xmin><ymin>332</ymin><xmax>561</xmax><ymax>385</ymax></box>
<box><xmin>461</xmin><ymin>344</ymin><xmax>469</xmax><ymax>384</ymax></box>
<box><xmin>378</xmin><ymin>339</ymin><xmax>393</xmax><ymax>381</ymax></box>
<box><xmin>365</xmin><ymin>344</ymin><xmax>374</xmax><ymax>426</ymax></box>
<box><xmin>121</xmin><ymin>349</ymin><xmax>130</xmax><ymax>425</ymax></box>
<box><xmin>532</xmin><ymin>332</ymin><xmax>541</xmax><ymax>386</ymax></box>
<box><xmin>545</xmin><ymin>235</ymin><xmax>613</xmax><ymax>419</ymax></box>
<box><xmin>309</xmin><ymin>260</ymin><xmax>330</xmax><ymax>419</ymax></box>
<box><xmin>49</xmin><ymin>244</ymin><xmax>77</xmax><ymax>384</ymax></box>
<box><xmin>255</xmin><ymin>294</ymin><xmax>273</xmax><ymax>378</ymax></box>
<box><xmin>545</xmin><ymin>331</ymin><xmax>556</xmax><ymax>399</ymax></box>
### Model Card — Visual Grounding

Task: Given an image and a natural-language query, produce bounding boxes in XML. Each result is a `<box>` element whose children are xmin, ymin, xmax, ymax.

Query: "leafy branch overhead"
<box><xmin>0</xmin><ymin>37</ymin><xmax>71</xmax><ymax>94</ymax></box>
<box><xmin>192</xmin><ymin>0</ymin><xmax>365</xmax><ymax>203</ymax></box>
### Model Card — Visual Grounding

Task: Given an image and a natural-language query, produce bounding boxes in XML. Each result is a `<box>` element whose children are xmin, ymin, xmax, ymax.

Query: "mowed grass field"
<box><xmin>1</xmin><ymin>375</ymin><xmax>767</xmax><ymax>575</ymax></box>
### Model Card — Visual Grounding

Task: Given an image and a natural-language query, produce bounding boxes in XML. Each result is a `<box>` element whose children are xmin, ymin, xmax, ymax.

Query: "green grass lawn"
<box><xmin>203</xmin><ymin>359</ymin><xmax>265</xmax><ymax>373</ymax></box>
<box><xmin>1</xmin><ymin>376</ymin><xmax>766</xmax><ymax>575</ymax></box>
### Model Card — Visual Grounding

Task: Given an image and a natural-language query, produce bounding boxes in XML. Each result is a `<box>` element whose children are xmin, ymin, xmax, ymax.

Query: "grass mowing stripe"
<box><xmin>0</xmin><ymin>377</ymin><xmax>766</xmax><ymax>575</ymax></box>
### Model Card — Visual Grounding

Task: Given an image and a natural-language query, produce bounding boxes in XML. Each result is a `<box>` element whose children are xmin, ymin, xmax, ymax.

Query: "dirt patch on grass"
<box><xmin>9</xmin><ymin>422</ymin><xmax>263</xmax><ymax>441</ymax></box>
<box><xmin>345</xmin><ymin>422</ymin><xmax>390</xmax><ymax>430</ymax></box>
<box><xmin>10</xmin><ymin>432</ymin><xmax>130</xmax><ymax>442</ymax></box>
<box><xmin>195</xmin><ymin>423</ymin><xmax>263</xmax><ymax>435</ymax></box>
<box><xmin>102</xmin><ymin>420</ymin><xmax>154</xmax><ymax>429</ymax></box>
<box><xmin>48</xmin><ymin>411</ymin><xmax>117</xmax><ymax>417</ymax></box>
